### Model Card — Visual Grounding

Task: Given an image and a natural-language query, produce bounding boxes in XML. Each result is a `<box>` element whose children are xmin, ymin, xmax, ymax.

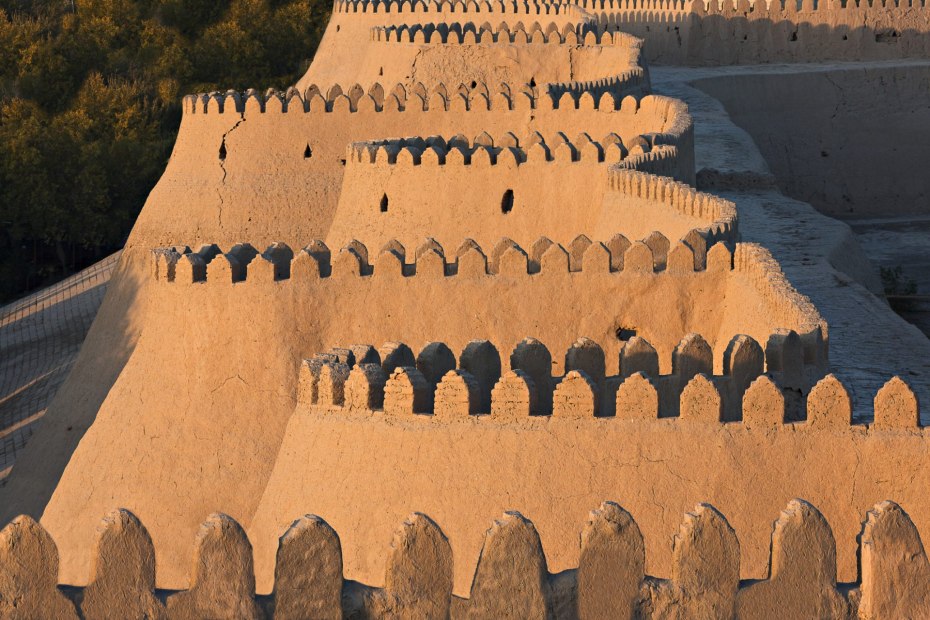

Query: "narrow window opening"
<box><xmin>304</xmin><ymin>144</ymin><xmax>312</xmax><ymax>158</ymax></box>
<box><xmin>219</xmin><ymin>141</ymin><xmax>227</xmax><ymax>161</ymax></box>
<box><xmin>470</xmin><ymin>80</ymin><xmax>477</xmax><ymax>88</ymax></box>
<box><xmin>500</xmin><ymin>189</ymin><xmax>514</xmax><ymax>214</ymax></box>
<box><xmin>379</xmin><ymin>67</ymin><xmax>384</xmax><ymax>76</ymax></box>
<box><xmin>529</xmin><ymin>77</ymin><xmax>537</xmax><ymax>88</ymax></box>
<box><xmin>336</xmin><ymin>25</ymin><xmax>341</xmax><ymax>32</ymax></box>
<box><xmin>380</xmin><ymin>193</ymin><xmax>389</xmax><ymax>213</ymax></box>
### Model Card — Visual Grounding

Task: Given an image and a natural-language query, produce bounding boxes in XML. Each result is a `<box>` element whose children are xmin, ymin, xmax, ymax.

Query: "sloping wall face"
<box><xmin>132</xmin><ymin>92</ymin><xmax>692</xmax><ymax>251</ymax></box>
<box><xmin>40</xmin><ymin>237</ymin><xmax>823</xmax><ymax>589</ymax></box>
<box><xmin>248</xmin><ymin>380</ymin><xmax>929</xmax><ymax>596</ymax></box>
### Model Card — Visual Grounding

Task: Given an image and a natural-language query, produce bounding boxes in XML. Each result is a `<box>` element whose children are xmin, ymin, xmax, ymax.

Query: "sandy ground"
<box><xmin>652</xmin><ymin>60</ymin><xmax>930</xmax><ymax>421</ymax></box>
<box><xmin>0</xmin><ymin>253</ymin><xmax>119</xmax><ymax>479</ymax></box>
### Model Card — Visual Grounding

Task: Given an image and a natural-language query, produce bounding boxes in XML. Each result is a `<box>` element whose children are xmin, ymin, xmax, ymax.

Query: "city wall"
<box><xmin>35</xmin><ymin>236</ymin><xmax>823</xmax><ymax>591</ymax></box>
<box><xmin>581</xmin><ymin>0</ymin><xmax>930</xmax><ymax>65</ymax></box>
<box><xmin>329</xmin><ymin>142</ymin><xmax>704</xmax><ymax>249</ymax></box>
<box><xmin>4</xmin><ymin>498</ymin><xmax>930</xmax><ymax>617</ymax></box>
<box><xmin>132</xmin><ymin>90</ymin><xmax>692</xmax><ymax>251</ymax></box>
<box><xmin>250</xmin><ymin>369</ymin><xmax>930</xmax><ymax>597</ymax></box>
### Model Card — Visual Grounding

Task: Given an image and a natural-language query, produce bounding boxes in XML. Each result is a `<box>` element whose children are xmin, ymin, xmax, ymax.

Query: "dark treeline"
<box><xmin>0</xmin><ymin>0</ymin><xmax>329</xmax><ymax>302</ymax></box>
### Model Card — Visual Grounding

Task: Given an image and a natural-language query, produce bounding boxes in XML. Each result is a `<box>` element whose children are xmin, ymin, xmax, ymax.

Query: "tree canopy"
<box><xmin>0</xmin><ymin>0</ymin><xmax>328</xmax><ymax>301</ymax></box>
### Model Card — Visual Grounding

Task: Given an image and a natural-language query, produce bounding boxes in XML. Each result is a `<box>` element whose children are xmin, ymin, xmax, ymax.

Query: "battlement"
<box><xmin>369</xmin><ymin>20</ymin><xmax>634</xmax><ymax>44</ymax></box>
<box><xmin>299</xmin><ymin>323</ymin><xmax>836</xmax><ymax>420</ymax></box>
<box><xmin>153</xmin><ymin>232</ymin><xmax>744</xmax><ymax>285</ymax></box>
<box><xmin>349</xmin><ymin>131</ymin><xmax>639</xmax><ymax>166</ymax></box>
<box><xmin>609</xmin><ymin>169</ymin><xmax>737</xmax><ymax>242</ymax></box>
<box><xmin>183</xmin><ymin>72</ymin><xmax>653</xmax><ymax>115</ymax></box>
<box><xmin>578</xmin><ymin>0</ymin><xmax>930</xmax><ymax>65</ymax></box>
<box><xmin>334</xmin><ymin>0</ymin><xmax>578</xmax><ymax>15</ymax></box>
<box><xmin>5</xmin><ymin>498</ymin><xmax>929</xmax><ymax>617</ymax></box>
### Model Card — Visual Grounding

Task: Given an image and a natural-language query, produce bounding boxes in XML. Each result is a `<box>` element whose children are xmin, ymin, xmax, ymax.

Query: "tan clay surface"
<box><xmin>1</xmin><ymin>1</ymin><xmax>930</xmax><ymax>617</ymax></box>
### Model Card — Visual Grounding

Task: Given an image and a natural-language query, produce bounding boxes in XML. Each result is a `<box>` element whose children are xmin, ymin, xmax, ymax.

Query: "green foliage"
<box><xmin>0</xmin><ymin>0</ymin><xmax>328</xmax><ymax>301</ymax></box>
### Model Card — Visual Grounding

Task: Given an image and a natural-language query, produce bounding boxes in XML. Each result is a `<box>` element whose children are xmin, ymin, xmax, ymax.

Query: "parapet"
<box><xmin>334</xmin><ymin>0</ymin><xmax>578</xmax><ymax>16</ymax></box>
<box><xmin>370</xmin><ymin>20</ymin><xmax>635</xmax><ymax>45</ymax></box>
<box><xmin>182</xmin><ymin>75</ymin><xmax>663</xmax><ymax>116</ymax></box>
<box><xmin>152</xmin><ymin>233</ymin><xmax>743</xmax><ymax>285</ymax></box>
<box><xmin>608</xmin><ymin>168</ymin><xmax>737</xmax><ymax>246</ymax></box>
<box><xmin>4</xmin><ymin>499</ymin><xmax>929</xmax><ymax>617</ymax></box>
<box><xmin>298</xmin><ymin>329</ymin><xmax>836</xmax><ymax>421</ymax></box>
<box><xmin>349</xmin><ymin>131</ymin><xmax>634</xmax><ymax>166</ymax></box>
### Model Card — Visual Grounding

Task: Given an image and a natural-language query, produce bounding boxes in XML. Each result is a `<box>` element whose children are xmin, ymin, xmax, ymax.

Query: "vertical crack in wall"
<box><xmin>217</xmin><ymin>114</ymin><xmax>246</xmax><ymax>228</ymax></box>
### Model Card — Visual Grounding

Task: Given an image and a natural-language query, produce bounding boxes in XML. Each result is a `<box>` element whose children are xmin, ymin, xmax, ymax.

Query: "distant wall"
<box><xmin>695</xmin><ymin>64</ymin><xmax>930</xmax><ymax>218</ymax></box>
<box><xmin>582</xmin><ymin>0</ymin><xmax>930</xmax><ymax>66</ymax></box>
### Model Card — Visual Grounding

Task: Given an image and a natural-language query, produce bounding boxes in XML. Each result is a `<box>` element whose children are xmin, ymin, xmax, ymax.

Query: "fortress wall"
<box><xmin>584</xmin><ymin>0</ymin><xmax>930</xmax><ymax>65</ymax></box>
<box><xmin>133</xmin><ymin>91</ymin><xmax>691</xmax><ymax>251</ymax></box>
<box><xmin>331</xmin><ymin>146</ymin><xmax>611</xmax><ymax>250</ymax></box>
<box><xmin>5</xmin><ymin>497</ymin><xmax>930</xmax><ymax>617</ymax></box>
<box><xmin>247</xmin><ymin>371</ymin><xmax>929</xmax><ymax>596</ymax></box>
<box><xmin>153</xmin><ymin>238</ymin><xmax>819</xmax><ymax>376</ymax></box>
<box><xmin>303</xmin><ymin>1</ymin><xmax>588</xmax><ymax>87</ymax></box>
<box><xmin>39</xmin><ymin>236</ymin><xmax>825</xmax><ymax>592</ymax></box>
<box><xmin>329</xmin><ymin>156</ymin><xmax>723</xmax><ymax>251</ymax></box>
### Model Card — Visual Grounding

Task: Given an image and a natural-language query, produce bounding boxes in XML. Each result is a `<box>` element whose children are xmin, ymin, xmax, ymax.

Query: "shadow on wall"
<box><xmin>0</xmin><ymin>250</ymin><xmax>143</xmax><ymax>524</ymax></box>
<box><xmin>691</xmin><ymin>64</ymin><xmax>930</xmax><ymax>219</ymax></box>
<box><xmin>599</xmin><ymin>11</ymin><xmax>930</xmax><ymax>66</ymax></box>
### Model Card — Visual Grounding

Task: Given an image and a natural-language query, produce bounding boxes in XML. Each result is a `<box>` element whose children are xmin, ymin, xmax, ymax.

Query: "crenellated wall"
<box><xmin>4</xmin><ymin>498</ymin><xmax>930</xmax><ymax>617</ymax></box>
<box><xmin>150</xmin><ymin>235</ymin><xmax>823</xmax><ymax>382</ymax></box>
<box><xmin>579</xmin><ymin>0</ymin><xmax>930</xmax><ymax>65</ymax></box>
<box><xmin>245</xmin><ymin>370</ymin><xmax>930</xmax><ymax>596</ymax></box>
<box><xmin>135</xmin><ymin>88</ymin><xmax>691</xmax><ymax>249</ymax></box>
<box><xmin>298</xmin><ymin>326</ymin><xmax>827</xmax><ymax>422</ymax></box>
<box><xmin>331</xmin><ymin>138</ymin><xmax>703</xmax><ymax>248</ymax></box>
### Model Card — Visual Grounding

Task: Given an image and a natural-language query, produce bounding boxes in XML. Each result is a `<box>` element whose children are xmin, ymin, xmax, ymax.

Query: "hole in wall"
<box><xmin>789</xmin><ymin>31</ymin><xmax>798</xmax><ymax>42</ymax></box>
<box><xmin>219</xmin><ymin>141</ymin><xmax>227</xmax><ymax>161</ymax></box>
<box><xmin>304</xmin><ymin>144</ymin><xmax>312</xmax><ymax>158</ymax></box>
<box><xmin>500</xmin><ymin>189</ymin><xmax>514</xmax><ymax>214</ymax></box>
<box><xmin>337</xmin><ymin>25</ymin><xmax>341</xmax><ymax>32</ymax></box>
<box><xmin>529</xmin><ymin>77</ymin><xmax>537</xmax><ymax>88</ymax></box>
<box><xmin>339</xmin><ymin>158</ymin><xmax>346</xmax><ymax>166</ymax></box>
<box><xmin>379</xmin><ymin>67</ymin><xmax>384</xmax><ymax>76</ymax></box>
<box><xmin>615</xmin><ymin>326</ymin><xmax>637</xmax><ymax>341</ymax></box>
<box><xmin>470</xmin><ymin>80</ymin><xmax>477</xmax><ymax>88</ymax></box>
<box><xmin>380</xmin><ymin>193</ymin><xmax>389</xmax><ymax>212</ymax></box>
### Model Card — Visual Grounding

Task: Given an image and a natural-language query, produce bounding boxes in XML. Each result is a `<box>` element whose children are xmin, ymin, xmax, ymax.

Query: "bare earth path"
<box><xmin>652</xmin><ymin>60</ymin><xmax>930</xmax><ymax>421</ymax></box>
<box><xmin>0</xmin><ymin>253</ymin><xmax>119</xmax><ymax>479</ymax></box>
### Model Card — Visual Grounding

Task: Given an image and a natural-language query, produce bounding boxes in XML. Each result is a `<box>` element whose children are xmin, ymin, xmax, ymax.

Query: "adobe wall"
<box><xmin>578</xmin><ymin>0</ymin><xmax>930</xmax><ymax>66</ymax></box>
<box><xmin>328</xmin><ymin>141</ymin><xmax>705</xmax><ymax>250</ymax></box>
<box><xmin>332</xmin><ymin>23</ymin><xmax>649</xmax><ymax>97</ymax></box>
<box><xmin>131</xmin><ymin>90</ymin><xmax>692</xmax><ymax>251</ymax></box>
<box><xmin>301</xmin><ymin>1</ymin><xmax>590</xmax><ymax>87</ymax></box>
<box><xmin>4</xmin><ymin>496</ymin><xmax>930</xmax><ymax>617</ymax></box>
<box><xmin>37</xmin><ymin>237</ymin><xmax>823</xmax><ymax>590</ymax></box>
<box><xmin>247</xmin><ymin>370</ymin><xmax>928</xmax><ymax>597</ymax></box>
<box><xmin>694</xmin><ymin>64</ymin><xmax>930</xmax><ymax>218</ymax></box>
